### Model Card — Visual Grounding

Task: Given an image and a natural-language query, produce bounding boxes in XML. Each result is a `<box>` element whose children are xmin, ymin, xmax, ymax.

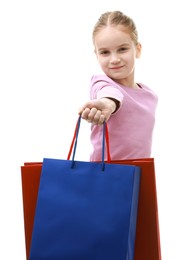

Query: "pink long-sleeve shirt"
<box><xmin>89</xmin><ymin>74</ymin><xmax>158</xmax><ymax>161</ymax></box>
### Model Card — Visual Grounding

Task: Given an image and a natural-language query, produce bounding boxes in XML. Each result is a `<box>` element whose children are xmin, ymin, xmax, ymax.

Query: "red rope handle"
<box><xmin>67</xmin><ymin>117</ymin><xmax>112</xmax><ymax>162</ymax></box>
<box><xmin>105</xmin><ymin>123</ymin><xmax>111</xmax><ymax>162</ymax></box>
<box><xmin>67</xmin><ymin>119</ymin><xmax>79</xmax><ymax>160</ymax></box>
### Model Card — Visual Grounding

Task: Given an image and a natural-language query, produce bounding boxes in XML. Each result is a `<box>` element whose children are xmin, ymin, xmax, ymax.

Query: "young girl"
<box><xmin>79</xmin><ymin>11</ymin><xmax>158</xmax><ymax>160</ymax></box>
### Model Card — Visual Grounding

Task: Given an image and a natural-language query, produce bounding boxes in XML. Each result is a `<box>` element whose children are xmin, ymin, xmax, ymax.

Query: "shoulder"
<box><xmin>91</xmin><ymin>74</ymin><xmax>117</xmax><ymax>86</ymax></box>
<box><xmin>90</xmin><ymin>74</ymin><xmax>124</xmax><ymax>101</ymax></box>
<box><xmin>139</xmin><ymin>83</ymin><xmax>158</xmax><ymax>100</ymax></box>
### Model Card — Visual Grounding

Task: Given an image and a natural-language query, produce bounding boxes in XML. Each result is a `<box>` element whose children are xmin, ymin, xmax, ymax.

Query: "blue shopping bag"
<box><xmin>29</xmin><ymin>116</ymin><xmax>141</xmax><ymax>260</ymax></box>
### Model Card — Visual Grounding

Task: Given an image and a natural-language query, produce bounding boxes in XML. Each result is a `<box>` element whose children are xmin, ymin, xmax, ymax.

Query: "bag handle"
<box><xmin>67</xmin><ymin>116</ymin><xmax>111</xmax><ymax>169</ymax></box>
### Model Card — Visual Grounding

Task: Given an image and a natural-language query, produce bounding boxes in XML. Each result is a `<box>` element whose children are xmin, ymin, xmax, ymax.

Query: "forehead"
<box><xmin>94</xmin><ymin>25</ymin><xmax>132</xmax><ymax>48</ymax></box>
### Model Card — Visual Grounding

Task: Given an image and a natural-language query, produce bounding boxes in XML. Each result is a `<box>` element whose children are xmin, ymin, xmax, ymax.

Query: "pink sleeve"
<box><xmin>90</xmin><ymin>75</ymin><xmax>123</xmax><ymax>102</ymax></box>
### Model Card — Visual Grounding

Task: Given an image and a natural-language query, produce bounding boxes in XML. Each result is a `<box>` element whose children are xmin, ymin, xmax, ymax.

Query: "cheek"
<box><xmin>126</xmin><ymin>51</ymin><xmax>136</xmax><ymax>64</ymax></box>
<box><xmin>98</xmin><ymin>57</ymin><xmax>107</xmax><ymax>67</ymax></box>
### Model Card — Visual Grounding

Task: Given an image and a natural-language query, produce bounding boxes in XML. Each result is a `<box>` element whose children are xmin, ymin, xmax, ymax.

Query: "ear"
<box><xmin>136</xmin><ymin>43</ymin><xmax>142</xmax><ymax>58</ymax></box>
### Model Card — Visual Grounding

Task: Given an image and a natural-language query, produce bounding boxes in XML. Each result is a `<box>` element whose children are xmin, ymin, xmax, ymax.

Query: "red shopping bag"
<box><xmin>113</xmin><ymin>158</ymin><xmax>161</xmax><ymax>260</ymax></box>
<box><xmin>21</xmin><ymin>162</ymin><xmax>42</xmax><ymax>259</ymax></box>
<box><xmin>21</xmin><ymin>120</ymin><xmax>161</xmax><ymax>260</ymax></box>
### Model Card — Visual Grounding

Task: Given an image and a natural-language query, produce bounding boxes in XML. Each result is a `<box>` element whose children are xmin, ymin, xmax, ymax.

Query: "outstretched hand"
<box><xmin>78</xmin><ymin>98</ymin><xmax>117</xmax><ymax>125</ymax></box>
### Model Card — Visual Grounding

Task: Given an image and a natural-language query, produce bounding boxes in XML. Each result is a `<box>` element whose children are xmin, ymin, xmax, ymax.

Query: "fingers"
<box><xmin>80</xmin><ymin>107</ymin><xmax>105</xmax><ymax>125</ymax></box>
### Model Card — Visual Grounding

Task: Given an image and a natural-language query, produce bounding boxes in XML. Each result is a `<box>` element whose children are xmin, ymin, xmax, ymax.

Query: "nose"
<box><xmin>111</xmin><ymin>55</ymin><xmax>120</xmax><ymax>64</ymax></box>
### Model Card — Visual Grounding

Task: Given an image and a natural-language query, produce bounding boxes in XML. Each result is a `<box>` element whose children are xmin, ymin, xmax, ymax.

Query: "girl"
<box><xmin>79</xmin><ymin>11</ymin><xmax>158</xmax><ymax>160</ymax></box>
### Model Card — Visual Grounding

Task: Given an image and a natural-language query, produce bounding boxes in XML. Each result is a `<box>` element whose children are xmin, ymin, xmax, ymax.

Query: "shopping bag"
<box><xmin>28</xmin><ymin>116</ymin><xmax>141</xmax><ymax>260</ymax></box>
<box><xmin>104</xmin><ymin>126</ymin><xmax>162</xmax><ymax>260</ymax></box>
<box><xmin>21</xmin><ymin>117</ymin><xmax>161</xmax><ymax>260</ymax></box>
<box><xmin>113</xmin><ymin>158</ymin><xmax>161</xmax><ymax>260</ymax></box>
<box><xmin>21</xmin><ymin>163</ymin><xmax>42</xmax><ymax>259</ymax></box>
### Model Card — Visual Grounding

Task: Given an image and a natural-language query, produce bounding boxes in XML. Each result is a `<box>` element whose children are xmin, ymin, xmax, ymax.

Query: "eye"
<box><xmin>118</xmin><ymin>47</ymin><xmax>129</xmax><ymax>52</ymax></box>
<box><xmin>99</xmin><ymin>50</ymin><xmax>109</xmax><ymax>55</ymax></box>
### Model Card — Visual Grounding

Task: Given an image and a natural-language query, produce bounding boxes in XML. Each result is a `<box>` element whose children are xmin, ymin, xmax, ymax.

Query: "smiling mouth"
<box><xmin>110</xmin><ymin>66</ymin><xmax>122</xmax><ymax>70</ymax></box>
<box><xmin>110</xmin><ymin>64</ymin><xmax>124</xmax><ymax>68</ymax></box>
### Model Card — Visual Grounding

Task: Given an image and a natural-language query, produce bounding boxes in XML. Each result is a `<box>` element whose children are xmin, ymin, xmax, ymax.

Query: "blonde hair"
<box><xmin>92</xmin><ymin>11</ymin><xmax>138</xmax><ymax>45</ymax></box>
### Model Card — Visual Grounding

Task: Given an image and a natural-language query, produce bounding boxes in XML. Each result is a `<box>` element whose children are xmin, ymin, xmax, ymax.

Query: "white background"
<box><xmin>0</xmin><ymin>1</ymin><xmax>179</xmax><ymax>259</ymax></box>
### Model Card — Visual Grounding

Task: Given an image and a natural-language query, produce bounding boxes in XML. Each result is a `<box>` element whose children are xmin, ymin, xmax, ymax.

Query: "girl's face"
<box><xmin>94</xmin><ymin>25</ymin><xmax>141</xmax><ymax>87</ymax></box>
